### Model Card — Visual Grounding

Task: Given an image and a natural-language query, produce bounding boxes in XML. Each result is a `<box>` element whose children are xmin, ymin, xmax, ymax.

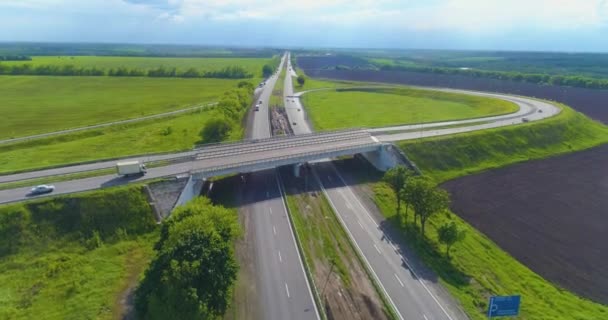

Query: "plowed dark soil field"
<box><xmin>297</xmin><ymin>56</ymin><xmax>608</xmax><ymax>123</ymax></box>
<box><xmin>441</xmin><ymin>144</ymin><xmax>608</xmax><ymax>304</ymax></box>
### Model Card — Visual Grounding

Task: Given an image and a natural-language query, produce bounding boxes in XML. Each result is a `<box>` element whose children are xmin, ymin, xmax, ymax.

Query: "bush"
<box><xmin>200</xmin><ymin>118</ymin><xmax>232</xmax><ymax>143</ymax></box>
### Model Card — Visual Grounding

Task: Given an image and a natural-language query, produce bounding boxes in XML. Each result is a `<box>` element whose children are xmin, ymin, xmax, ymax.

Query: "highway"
<box><xmin>239</xmin><ymin>53</ymin><xmax>319</xmax><ymax>320</ymax></box>
<box><xmin>284</xmin><ymin>53</ymin><xmax>468</xmax><ymax>319</ymax></box>
<box><xmin>0</xmin><ymin>52</ymin><xmax>565</xmax><ymax>319</ymax></box>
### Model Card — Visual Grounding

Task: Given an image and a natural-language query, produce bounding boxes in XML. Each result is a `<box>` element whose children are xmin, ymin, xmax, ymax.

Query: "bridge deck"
<box><xmin>190</xmin><ymin>129</ymin><xmax>381</xmax><ymax>177</ymax></box>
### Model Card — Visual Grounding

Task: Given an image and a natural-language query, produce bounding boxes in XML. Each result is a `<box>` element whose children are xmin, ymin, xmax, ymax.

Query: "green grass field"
<box><xmin>0</xmin><ymin>107</ymin><xmax>243</xmax><ymax>174</ymax></box>
<box><xmin>0</xmin><ymin>76</ymin><xmax>255</xmax><ymax>139</ymax></box>
<box><xmin>0</xmin><ymin>185</ymin><xmax>159</xmax><ymax>320</ymax></box>
<box><xmin>364</xmin><ymin>104</ymin><xmax>608</xmax><ymax>319</ymax></box>
<box><xmin>1</xmin><ymin>56</ymin><xmax>270</xmax><ymax>76</ymax></box>
<box><xmin>302</xmin><ymin>87</ymin><xmax>518</xmax><ymax>130</ymax></box>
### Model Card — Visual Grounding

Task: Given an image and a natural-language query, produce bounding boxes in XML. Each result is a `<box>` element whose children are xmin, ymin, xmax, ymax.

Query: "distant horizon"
<box><xmin>1</xmin><ymin>40</ymin><xmax>608</xmax><ymax>55</ymax></box>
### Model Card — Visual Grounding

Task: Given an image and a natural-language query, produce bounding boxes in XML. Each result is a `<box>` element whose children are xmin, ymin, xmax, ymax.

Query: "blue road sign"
<box><xmin>488</xmin><ymin>295</ymin><xmax>521</xmax><ymax>318</ymax></box>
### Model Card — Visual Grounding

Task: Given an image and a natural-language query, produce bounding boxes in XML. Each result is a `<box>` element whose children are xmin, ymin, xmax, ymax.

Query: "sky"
<box><xmin>0</xmin><ymin>0</ymin><xmax>607</xmax><ymax>52</ymax></box>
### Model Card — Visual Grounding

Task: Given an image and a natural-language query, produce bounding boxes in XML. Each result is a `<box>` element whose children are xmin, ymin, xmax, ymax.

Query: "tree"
<box><xmin>437</xmin><ymin>221</ymin><xmax>465</xmax><ymax>259</ymax></box>
<box><xmin>201</xmin><ymin>118</ymin><xmax>232</xmax><ymax>143</ymax></box>
<box><xmin>382</xmin><ymin>166</ymin><xmax>413</xmax><ymax>225</ymax></box>
<box><xmin>408</xmin><ymin>176</ymin><xmax>450</xmax><ymax>236</ymax></box>
<box><xmin>135</xmin><ymin>198</ymin><xmax>240</xmax><ymax>320</ymax></box>
<box><xmin>262</xmin><ymin>64</ymin><xmax>273</xmax><ymax>78</ymax></box>
<box><xmin>297</xmin><ymin>74</ymin><xmax>306</xmax><ymax>86</ymax></box>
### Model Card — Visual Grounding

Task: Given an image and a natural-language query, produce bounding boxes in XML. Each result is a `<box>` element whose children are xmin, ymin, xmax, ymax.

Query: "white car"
<box><xmin>30</xmin><ymin>184</ymin><xmax>55</xmax><ymax>195</ymax></box>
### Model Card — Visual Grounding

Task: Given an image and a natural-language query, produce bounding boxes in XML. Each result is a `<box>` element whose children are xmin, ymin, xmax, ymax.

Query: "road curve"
<box><xmin>284</xmin><ymin>54</ymin><xmax>563</xmax><ymax>320</ymax></box>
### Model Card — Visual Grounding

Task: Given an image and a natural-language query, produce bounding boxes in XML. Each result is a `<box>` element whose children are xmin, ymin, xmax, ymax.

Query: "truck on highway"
<box><xmin>116</xmin><ymin>161</ymin><xmax>147</xmax><ymax>176</ymax></box>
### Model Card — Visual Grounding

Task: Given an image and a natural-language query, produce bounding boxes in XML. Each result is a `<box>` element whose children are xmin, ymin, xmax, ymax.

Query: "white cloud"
<box><xmin>138</xmin><ymin>0</ymin><xmax>608</xmax><ymax>33</ymax></box>
<box><xmin>2</xmin><ymin>0</ymin><xmax>607</xmax><ymax>35</ymax></box>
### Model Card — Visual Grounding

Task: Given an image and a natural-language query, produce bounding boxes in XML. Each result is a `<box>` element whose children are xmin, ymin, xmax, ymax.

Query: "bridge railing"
<box><xmin>196</xmin><ymin>131</ymin><xmax>373</xmax><ymax>160</ymax></box>
<box><xmin>192</xmin><ymin>142</ymin><xmax>382</xmax><ymax>178</ymax></box>
<box><xmin>192</xmin><ymin>127</ymin><xmax>367</xmax><ymax>150</ymax></box>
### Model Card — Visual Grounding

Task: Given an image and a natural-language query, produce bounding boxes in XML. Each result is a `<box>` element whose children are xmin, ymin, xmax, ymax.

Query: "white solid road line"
<box><xmin>312</xmin><ymin>169</ymin><xmax>405</xmax><ymax>320</ymax></box>
<box><xmin>285</xmin><ymin>283</ymin><xmax>291</xmax><ymax>298</ymax></box>
<box><xmin>331</xmin><ymin>168</ymin><xmax>455</xmax><ymax>320</ymax></box>
<box><xmin>374</xmin><ymin>243</ymin><xmax>382</xmax><ymax>254</ymax></box>
<box><xmin>394</xmin><ymin>274</ymin><xmax>405</xmax><ymax>287</ymax></box>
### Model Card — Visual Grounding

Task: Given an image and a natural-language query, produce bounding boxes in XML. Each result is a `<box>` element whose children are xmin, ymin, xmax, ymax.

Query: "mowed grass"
<box><xmin>0</xmin><ymin>76</ymin><xmax>254</xmax><ymax>139</ymax></box>
<box><xmin>1</xmin><ymin>56</ymin><xmax>269</xmax><ymax>76</ymax></box>
<box><xmin>0</xmin><ymin>108</ymin><xmax>241</xmax><ymax>174</ymax></box>
<box><xmin>302</xmin><ymin>87</ymin><xmax>518</xmax><ymax>130</ymax></box>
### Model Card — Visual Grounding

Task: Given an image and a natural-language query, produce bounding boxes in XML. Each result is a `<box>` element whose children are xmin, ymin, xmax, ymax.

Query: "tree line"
<box><xmin>0</xmin><ymin>55</ymin><xmax>31</xmax><ymax>61</ymax></box>
<box><xmin>376</xmin><ymin>63</ymin><xmax>608</xmax><ymax>90</ymax></box>
<box><xmin>199</xmin><ymin>81</ymin><xmax>255</xmax><ymax>143</ymax></box>
<box><xmin>383</xmin><ymin>166</ymin><xmax>465</xmax><ymax>258</ymax></box>
<box><xmin>0</xmin><ymin>63</ymin><xmax>253</xmax><ymax>79</ymax></box>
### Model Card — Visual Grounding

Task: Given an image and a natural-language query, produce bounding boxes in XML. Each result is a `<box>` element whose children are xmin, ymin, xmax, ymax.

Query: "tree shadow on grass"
<box><xmin>379</xmin><ymin>215</ymin><xmax>471</xmax><ymax>289</ymax></box>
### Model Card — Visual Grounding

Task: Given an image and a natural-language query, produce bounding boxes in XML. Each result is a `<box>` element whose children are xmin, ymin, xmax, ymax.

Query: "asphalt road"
<box><xmin>285</xmin><ymin>54</ymin><xmax>468</xmax><ymax>319</ymax></box>
<box><xmin>241</xmin><ymin>53</ymin><xmax>320</xmax><ymax>320</ymax></box>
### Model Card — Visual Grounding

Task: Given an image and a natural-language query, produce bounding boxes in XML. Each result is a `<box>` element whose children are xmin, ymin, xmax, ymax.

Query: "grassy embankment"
<box><xmin>0</xmin><ymin>185</ymin><xmax>159</xmax><ymax>320</ymax></box>
<box><xmin>1</xmin><ymin>56</ymin><xmax>268</xmax><ymax>76</ymax></box>
<box><xmin>369</xmin><ymin>104</ymin><xmax>608</xmax><ymax>319</ymax></box>
<box><xmin>302</xmin><ymin>87</ymin><xmax>518</xmax><ymax>130</ymax></box>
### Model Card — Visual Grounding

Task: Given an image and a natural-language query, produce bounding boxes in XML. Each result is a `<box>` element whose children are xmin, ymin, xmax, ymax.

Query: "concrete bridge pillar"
<box><xmin>293</xmin><ymin>163</ymin><xmax>302</xmax><ymax>177</ymax></box>
<box><xmin>361</xmin><ymin>144</ymin><xmax>403</xmax><ymax>172</ymax></box>
<box><xmin>173</xmin><ymin>175</ymin><xmax>206</xmax><ymax>210</ymax></box>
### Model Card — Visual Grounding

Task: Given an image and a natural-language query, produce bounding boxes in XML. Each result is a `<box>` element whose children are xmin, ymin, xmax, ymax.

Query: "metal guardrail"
<box><xmin>196</xmin><ymin>131</ymin><xmax>373</xmax><ymax>161</ymax></box>
<box><xmin>193</xmin><ymin>127</ymin><xmax>367</xmax><ymax>150</ymax></box>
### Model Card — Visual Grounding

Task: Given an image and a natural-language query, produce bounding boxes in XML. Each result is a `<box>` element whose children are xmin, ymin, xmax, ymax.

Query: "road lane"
<box><xmin>243</xmin><ymin>53</ymin><xmax>320</xmax><ymax>320</ymax></box>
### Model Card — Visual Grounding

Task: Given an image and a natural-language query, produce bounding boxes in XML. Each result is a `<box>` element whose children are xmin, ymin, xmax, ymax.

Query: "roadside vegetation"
<box><xmin>269</xmin><ymin>63</ymin><xmax>286</xmax><ymax>109</ymax></box>
<box><xmin>400</xmin><ymin>103</ymin><xmax>608</xmax><ymax>182</ymax></box>
<box><xmin>302</xmin><ymin>87</ymin><xmax>518</xmax><ymax>130</ymax></box>
<box><xmin>0</xmin><ymin>83</ymin><xmax>253</xmax><ymax>174</ymax></box>
<box><xmin>282</xmin><ymin>168</ymin><xmax>393</xmax><ymax>320</ymax></box>
<box><xmin>0</xmin><ymin>185</ymin><xmax>159</xmax><ymax>320</ymax></box>
<box><xmin>135</xmin><ymin>197</ymin><xmax>240</xmax><ymax>320</ymax></box>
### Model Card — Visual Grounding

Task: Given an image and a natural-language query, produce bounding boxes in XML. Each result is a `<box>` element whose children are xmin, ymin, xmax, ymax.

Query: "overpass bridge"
<box><xmin>189</xmin><ymin>129</ymin><xmax>401</xmax><ymax>180</ymax></box>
